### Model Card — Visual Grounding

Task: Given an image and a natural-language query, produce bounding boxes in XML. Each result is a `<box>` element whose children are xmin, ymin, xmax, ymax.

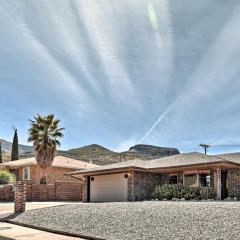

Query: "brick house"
<box><xmin>68</xmin><ymin>152</ymin><xmax>240</xmax><ymax>202</ymax></box>
<box><xmin>0</xmin><ymin>156</ymin><xmax>98</xmax><ymax>184</ymax></box>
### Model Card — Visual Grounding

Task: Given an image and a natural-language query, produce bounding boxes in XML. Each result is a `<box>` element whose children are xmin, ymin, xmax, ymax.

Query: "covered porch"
<box><xmin>146</xmin><ymin>161</ymin><xmax>240</xmax><ymax>200</ymax></box>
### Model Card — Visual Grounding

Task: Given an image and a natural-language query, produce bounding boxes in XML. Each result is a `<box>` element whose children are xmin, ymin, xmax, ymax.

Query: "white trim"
<box><xmin>22</xmin><ymin>166</ymin><xmax>31</xmax><ymax>180</ymax></box>
<box><xmin>216</xmin><ymin>167</ymin><xmax>222</xmax><ymax>200</ymax></box>
<box><xmin>196</xmin><ymin>172</ymin><xmax>200</xmax><ymax>187</ymax></box>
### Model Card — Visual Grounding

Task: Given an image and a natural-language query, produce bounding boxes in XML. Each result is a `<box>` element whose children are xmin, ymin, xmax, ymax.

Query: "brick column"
<box><xmin>82</xmin><ymin>176</ymin><xmax>88</xmax><ymax>203</ymax></box>
<box><xmin>127</xmin><ymin>171</ymin><xmax>135</xmax><ymax>201</ymax></box>
<box><xmin>213</xmin><ymin>167</ymin><xmax>222</xmax><ymax>200</ymax></box>
<box><xmin>14</xmin><ymin>181</ymin><xmax>27</xmax><ymax>213</ymax></box>
<box><xmin>177</xmin><ymin>172</ymin><xmax>183</xmax><ymax>185</ymax></box>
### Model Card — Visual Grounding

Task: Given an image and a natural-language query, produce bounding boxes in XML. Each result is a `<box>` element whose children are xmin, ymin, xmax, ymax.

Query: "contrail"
<box><xmin>137</xmin><ymin>100</ymin><xmax>176</xmax><ymax>144</ymax></box>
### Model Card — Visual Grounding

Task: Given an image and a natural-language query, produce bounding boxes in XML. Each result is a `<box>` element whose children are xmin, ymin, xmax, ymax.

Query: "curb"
<box><xmin>0</xmin><ymin>218</ymin><xmax>106</xmax><ymax>240</ymax></box>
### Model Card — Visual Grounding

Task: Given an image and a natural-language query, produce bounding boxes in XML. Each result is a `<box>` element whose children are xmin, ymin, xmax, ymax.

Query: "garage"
<box><xmin>90</xmin><ymin>173</ymin><xmax>128</xmax><ymax>202</ymax></box>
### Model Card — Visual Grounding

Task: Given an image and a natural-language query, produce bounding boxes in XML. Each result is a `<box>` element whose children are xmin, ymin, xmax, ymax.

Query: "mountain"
<box><xmin>59</xmin><ymin>144</ymin><xmax>180</xmax><ymax>165</ymax></box>
<box><xmin>0</xmin><ymin>138</ymin><xmax>180</xmax><ymax>165</ymax></box>
<box><xmin>58</xmin><ymin>144</ymin><xmax>121</xmax><ymax>166</ymax></box>
<box><xmin>0</xmin><ymin>139</ymin><xmax>34</xmax><ymax>162</ymax></box>
<box><xmin>0</xmin><ymin>139</ymin><xmax>33</xmax><ymax>154</ymax></box>
<box><xmin>127</xmin><ymin>144</ymin><xmax>180</xmax><ymax>158</ymax></box>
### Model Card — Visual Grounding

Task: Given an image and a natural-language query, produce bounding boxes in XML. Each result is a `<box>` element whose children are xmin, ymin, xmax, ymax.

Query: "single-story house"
<box><xmin>0</xmin><ymin>156</ymin><xmax>98</xmax><ymax>184</ymax></box>
<box><xmin>67</xmin><ymin>152</ymin><xmax>240</xmax><ymax>202</ymax></box>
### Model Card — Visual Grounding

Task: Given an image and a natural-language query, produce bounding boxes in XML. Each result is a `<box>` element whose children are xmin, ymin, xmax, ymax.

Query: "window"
<box><xmin>199</xmin><ymin>174</ymin><xmax>211</xmax><ymax>187</ymax></box>
<box><xmin>184</xmin><ymin>174</ymin><xmax>197</xmax><ymax>186</ymax></box>
<box><xmin>22</xmin><ymin>167</ymin><xmax>30</xmax><ymax>180</ymax></box>
<box><xmin>169</xmin><ymin>175</ymin><xmax>178</xmax><ymax>184</ymax></box>
<box><xmin>91</xmin><ymin>177</ymin><xmax>94</xmax><ymax>181</ymax></box>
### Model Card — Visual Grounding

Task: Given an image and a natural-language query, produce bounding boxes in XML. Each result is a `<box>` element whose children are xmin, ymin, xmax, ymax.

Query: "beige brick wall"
<box><xmin>55</xmin><ymin>181</ymin><xmax>82</xmax><ymax>201</ymax></box>
<box><xmin>0</xmin><ymin>182</ymin><xmax>82</xmax><ymax>202</ymax></box>
<box><xmin>17</xmin><ymin>165</ymin><xmax>79</xmax><ymax>184</ymax></box>
<box><xmin>0</xmin><ymin>185</ymin><xmax>14</xmax><ymax>201</ymax></box>
<box><xmin>228</xmin><ymin>168</ymin><xmax>240</xmax><ymax>197</ymax></box>
<box><xmin>128</xmin><ymin>171</ymin><xmax>162</xmax><ymax>201</ymax></box>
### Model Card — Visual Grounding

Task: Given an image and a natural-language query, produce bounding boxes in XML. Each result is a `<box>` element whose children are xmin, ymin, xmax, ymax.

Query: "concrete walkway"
<box><xmin>0</xmin><ymin>202</ymin><xmax>78</xmax><ymax>215</ymax></box>
<box><xmin>0</xmin><ymin>222</ymin><xmax>82</xmax><ymax>239</ymax></box>
<box><xmin>0</xmin><ymin>202</ymin><xmax>83</xmax><ymax>239</ymax></box>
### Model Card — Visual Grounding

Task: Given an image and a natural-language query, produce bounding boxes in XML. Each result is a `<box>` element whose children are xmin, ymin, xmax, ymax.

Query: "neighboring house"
<box><xmin>0</xmin><ymin>156</ymin><xmax>98</xmax><ymax>184</ymax></box>
<box><xmin>68</xmin><ymin>152</ymin><xmax>240</xmax><ymax>202</ymax></box>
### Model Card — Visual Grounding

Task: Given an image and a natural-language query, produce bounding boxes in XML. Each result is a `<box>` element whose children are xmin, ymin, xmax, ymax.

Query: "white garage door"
<box><xmin>90</xmin><ymin>173</ymin><xmax>128</xmax><ymax>202</ymax></box>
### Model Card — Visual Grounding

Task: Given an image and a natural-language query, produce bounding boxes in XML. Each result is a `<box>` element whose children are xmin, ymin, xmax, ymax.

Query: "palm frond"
<box><xmin>28</xmin><ymin>114</ymin><xmax>64</xmax><ymax>170</ymax></box>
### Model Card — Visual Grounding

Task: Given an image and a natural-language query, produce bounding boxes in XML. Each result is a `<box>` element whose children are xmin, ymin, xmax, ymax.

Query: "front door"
<box><xmin>221</xmin><ymin>170</ymin><xmax>228</xmax><ymax>200</ymax></box>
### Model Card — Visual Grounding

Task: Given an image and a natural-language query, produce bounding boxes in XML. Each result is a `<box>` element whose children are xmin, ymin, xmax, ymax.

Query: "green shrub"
<box><xmin>0</xmin><ymin>170</ymin><xmax>16</xmax><ymax>185</ymax></box>
<box><xmin>152</xmin><ymin>184</ymin><xmax>215</xmax><ymax>200</ymax></box>
<box><xmin>199</xmin><ymin>187</ymin><xmax>215</xmax><ymax>200</ymax></box>
<box><xmin>229</xmin><ymin>192</ymin><xmax>240</xmax><ymax>200</ymax></box>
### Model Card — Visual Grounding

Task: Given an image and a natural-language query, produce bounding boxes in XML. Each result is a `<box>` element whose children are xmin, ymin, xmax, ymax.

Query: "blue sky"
<box><xmin>1</xmin><ymin>0</ymin><xmax>240</xmax><ymax>154</ymax></box>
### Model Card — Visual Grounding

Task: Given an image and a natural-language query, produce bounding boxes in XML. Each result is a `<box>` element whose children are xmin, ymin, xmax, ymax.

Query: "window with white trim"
<box><xmin>22</xmin><ymin>167</ymin><xmax>30</xmax><ymax>180</ymax></box>
<box><xmin>199</xmin><ymin>174</ymin><xmax>211</xmax><ymax>187</ymax></box>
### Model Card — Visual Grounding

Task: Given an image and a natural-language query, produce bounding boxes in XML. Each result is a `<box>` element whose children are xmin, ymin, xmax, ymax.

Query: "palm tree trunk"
<box><xmin>40</xmin><ymin>167</ymin><xmax>47</xmax><ymax>184</ymax></box>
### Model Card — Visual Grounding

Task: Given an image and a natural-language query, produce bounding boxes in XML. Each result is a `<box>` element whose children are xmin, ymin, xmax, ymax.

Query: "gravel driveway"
<box><xmin>2</xmin><ymin>201</ymin><xmax>240</xmax><ymax>240</ymax></box>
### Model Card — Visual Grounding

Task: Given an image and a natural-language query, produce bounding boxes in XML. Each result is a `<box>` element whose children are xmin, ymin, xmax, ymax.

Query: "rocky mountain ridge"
<box><xmin>1</xmin><ymin>140</ymin><xmax>180</xmax><ymax>165</ymax></box>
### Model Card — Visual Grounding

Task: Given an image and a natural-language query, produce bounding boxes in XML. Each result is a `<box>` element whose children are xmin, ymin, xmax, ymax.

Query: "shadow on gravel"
<box><xmin>0</xmin><ymin>213</ymin><xmax>22</xmax><ymax>222</ymax></box>
<box><xmin>0</xmin><ymin>236</ymin><xmax>15</xmax><ymax>240</ymax></box>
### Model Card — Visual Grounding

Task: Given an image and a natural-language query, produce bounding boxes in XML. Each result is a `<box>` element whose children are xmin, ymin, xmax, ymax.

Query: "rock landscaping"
<box><xmin>2</xmin><ymin>201</ymin><xmax>240</xmax><ymax>240</ymax></box>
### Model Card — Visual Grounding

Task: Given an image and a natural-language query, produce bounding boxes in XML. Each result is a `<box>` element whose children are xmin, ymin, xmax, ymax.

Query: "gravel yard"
<box><xmin>2</xmin><ymin>201</ymin><xmax>240</xmax><ymax>240</ymax></box>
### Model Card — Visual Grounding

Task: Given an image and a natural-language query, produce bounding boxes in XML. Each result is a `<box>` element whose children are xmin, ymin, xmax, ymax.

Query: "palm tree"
<box><xmin>28</xmin><ymin>114</ymin><xmax>64</xmax><ymax>184</ymax></box>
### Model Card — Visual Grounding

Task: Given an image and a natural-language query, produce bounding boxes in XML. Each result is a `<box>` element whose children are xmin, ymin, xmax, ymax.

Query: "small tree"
<box><xmin>0</xmin><ymin>170</ymin><xmax>16</xmax><ymax>184</ymax></box>
<box><xmin>0</xmin><ymin>140</ymin><xmax>2</xmax><ymax>163</ymax></box>
<box><xmin>11</xmin><ymin>128</ymin><xmax>19</xmax><ymax>161</ymax></box>
<box><xmin>28</xmin><ymin>114</ymin><xmax>64</xmax><ymax>184</ymax></box>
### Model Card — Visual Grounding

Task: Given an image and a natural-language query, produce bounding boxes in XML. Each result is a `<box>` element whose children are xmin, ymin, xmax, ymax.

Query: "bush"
<box><xmin>0</xmin><ymin>170</ymin><xmax>16</xmax><ymax>185</ymax></box>
<box><xmin>229</xmin><ymin>192</ymin><xmax>240</xmax><ymax>200</ymax></box>
<box><xmin>152</xmin><ymin>184</ymin><xmax>215</xmax><ymax>200</ymax></box>
<box><xmin>199</xmin><ymin>187</ymin><xmax>215</xmax><ymax>200</ymax></box>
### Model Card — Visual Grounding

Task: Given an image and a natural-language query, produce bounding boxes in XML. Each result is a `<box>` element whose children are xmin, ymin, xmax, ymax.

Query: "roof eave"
<box><xmin>66</xmin><ymin>160</ymin><xmax>236</xmax><ymax>176</ymax></box>
<box><xmin>2</xmin><ymin>162</ymin><xmax>36</xmax><ymax>169</ymax></box>
<box><xmin>67</xmin><ymin>166</ymin><xmax>145</xmax><ymax>176</ymax></box>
